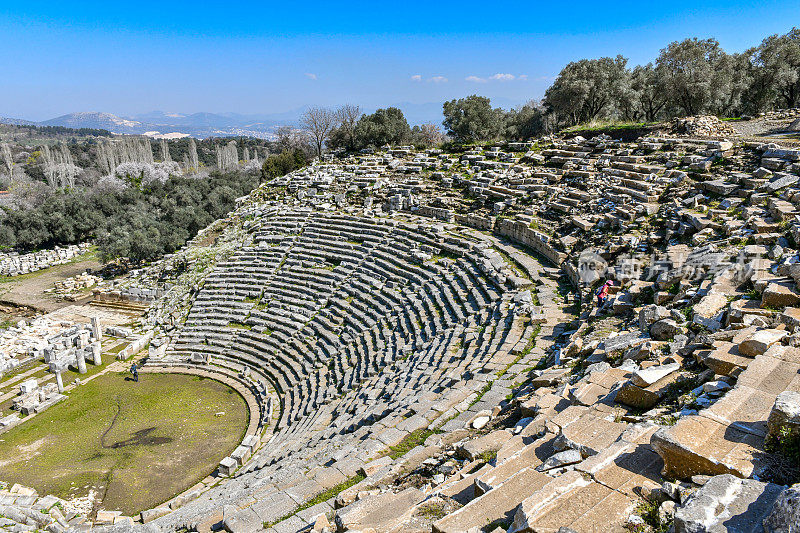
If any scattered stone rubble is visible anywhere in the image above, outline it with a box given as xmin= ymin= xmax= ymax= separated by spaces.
xmin=672 ymin=115 xmax=737 ymax=138
xmin=0 ymin=243 xmax=90 ymax=277
xmin=45 ymin=271 xmax=102 ymax=300
xmin=6 ymin=125 xmax=800 ymax=531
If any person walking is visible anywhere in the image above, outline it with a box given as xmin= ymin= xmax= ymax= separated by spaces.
xmin=595 ymin=280 xmax=614 ymax=309
xmin=130 ymin=362 xmax=139 ymax=382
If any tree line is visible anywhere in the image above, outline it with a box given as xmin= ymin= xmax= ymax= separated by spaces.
xmin=300 ymin=28 xmax=800 ymax=149
xmin=544 ymin=29 xmax=800 ymax=127
xmin=0 ymin=169 xmax=262 ymax=263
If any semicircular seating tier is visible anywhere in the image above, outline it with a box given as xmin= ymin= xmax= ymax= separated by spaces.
xmin=152 ymin=209 xmax=534 ymax=530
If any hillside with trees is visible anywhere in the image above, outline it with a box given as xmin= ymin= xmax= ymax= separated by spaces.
xmin=1 ymin=27 xmax=798 ymax=265
xmin=0 ymin=128 xmax=312 ymax=263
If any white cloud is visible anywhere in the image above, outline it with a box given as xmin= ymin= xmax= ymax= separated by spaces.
xmin=429 ymin=76 xmax=448 ymax=83
xmin=489 ymin=73 xmax=516 ymax=81
xmin=466 ymin=73 xmax=528 ymax=83
xmin=304 ymin=73 xmax=318 ymax=80
xmin=410 ymin=74 xmax=422 ymax=82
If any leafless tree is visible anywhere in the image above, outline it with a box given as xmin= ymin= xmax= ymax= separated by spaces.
xmin=1 ymin=143 xmax=12 ymax=178
xmin=417 ymin=123 xmax=446 ymax=147
xmin=216 ymin=141 xmax=238 ymax=171
xmin=188 ymin=138 xmax=199 ymax=171
xmin=300 ymin=106 xmax=337 ymax=157
xmin=160 ymin=139 xmax=172 ymax=162
xmin=335 ymin=104 xmax=361 ymax=151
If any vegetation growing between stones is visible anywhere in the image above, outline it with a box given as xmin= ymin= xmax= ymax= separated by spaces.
xmin=386 ymin=428 xmax=442 ymax=460
xmin=764 ymin=426 xmax=800 ymax=485
xmin=627 ymin=498 xmax=672 ymax=533
xmin=262 ymin=473 xmax=365 ymax=528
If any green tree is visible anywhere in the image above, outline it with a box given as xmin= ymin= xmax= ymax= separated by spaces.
xmin=543 ymin=56 xmax=629 ymax=126
xmin=261 ymin=150 xmax=308 ymax=179
xmin=505 ymin=101 xmax=548 ymax=140
xmin=442 ymin=95 xmax=504 ymax=143
xmin=351 ymin=107 xmax=411 ymax=149
xmin=655 ymin=38 xmax=728 ymax=116
xmin=745 ymin=28 xmax=800 ymax=111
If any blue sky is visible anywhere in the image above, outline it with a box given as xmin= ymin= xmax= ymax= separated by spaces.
xmin=1 ymin=1 xmax=799 ymax=121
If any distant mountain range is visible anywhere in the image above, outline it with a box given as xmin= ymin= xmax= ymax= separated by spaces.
xmin=0 ymin=111 xmax=286 ymax=139
xmin=0 ymin=99 xmax=525 ymax=139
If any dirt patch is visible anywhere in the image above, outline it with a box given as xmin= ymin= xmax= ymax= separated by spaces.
xmin=0 ymin=255 xmax=103 ymax=313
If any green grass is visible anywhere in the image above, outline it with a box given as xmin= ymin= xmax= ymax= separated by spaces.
xmin=628 ymin=498 xmax=671 ymax=533
xmin=105 ymin=342 xmax=129 ymax=355
xmin=59 ymin=353 xmax=122 ymax=384
xmin=562 ymin=120 xmax=658 ymax=134
xmin=0 ymin=248 xmax=99 ymax=284
xmin=385 ymin=428 xmax=442 ymax=460
xmin=0 ymin=372 xmax=249 ymax=516
xmin=416 ymin=501 xmax=448 ymax=520
xmin=478 ymin=450 xmax=497 ymax=463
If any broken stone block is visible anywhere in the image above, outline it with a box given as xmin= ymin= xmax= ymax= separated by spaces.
xmin=616 ymin=368 xmax=682 ymax=411
xmin=766 ymin=390 xmax=800 ymax=442
xmin=535 ymin=449 xmax=583 ymax=472
xmin=780 ymin=307 xmax=800 ymax=328
xmin=631 ymin=363 xmax=681 ymax=388
xmin=762 ymin=482 xmax=800 ymax=533
xmin=639 ymin=305 xmax=670 ymax=332
xmin=762 ymin=280 xmax=800 ymax=308
xmin=551 ymin=407 xmax=627 ymax=457
xmin=603 ymin=331 xmax=650 ymax=353
xmin=695 ymin=341 xmax=753 ymax=376
xmin=692 ymin=291 xmax=728 ymax=331
xmin=335 ymin=487 xmax=424 ymax=532
xmin=738 ymin=328 xmax=787 ymax=357
xmin=652 ymin=345 xmax=800 ymax=480
xmin=651 ymin=319 xmax=681 ymax=341
xmin=455 ymin=430 xmax=513 ymax=461
xmin=673 ymin=474 xmax=784 ymax=533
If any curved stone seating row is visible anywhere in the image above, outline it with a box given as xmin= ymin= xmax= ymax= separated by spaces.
xmin=149 ymin=211 xmax=528 ymax=530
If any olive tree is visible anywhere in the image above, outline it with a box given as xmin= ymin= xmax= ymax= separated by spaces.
xmin=655 ymin=38 xmax=728 ymax=116
xmin=543 ymin=55 xmax=629 ymax=126
xmin=745 ymin=28 xmax=800 ymax=111
xmin=442 ymin=95 xmax=504 ymax=143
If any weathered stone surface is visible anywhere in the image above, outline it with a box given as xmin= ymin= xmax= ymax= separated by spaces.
xmin=674 ymin=474 xmax=784 ymax=533
xmin=738 ymin=329 xmax=787 ymax=357
xmin=763 ymin=281 xmax=800 ymax=308
xmin=762 ymin=483 xmax=800 ymax=533
xmin=695 ymin=341 xmax=753 ymax=376
xmin=767 ymin=390 xmax=800 ymax=440
xmin=455 ymin=430 xmax=513 ymax=461
xmin=692 ymin=292 xmax=729 ymax=331
xmin=631 ymin=363 xmax=681 ymax=388
xmin=535 ymin=449 xmax=583 ymax=471
xmin=652 ymin=345 xmax=800 ymax=480
xmin=603 ymin=331 xmax=650 ymax=353
xmin=335 ymin=487 xmax=424 ymax=532
xmin=651 ymin=319 xmax=681 ymax=341
xmin=639 ymin=305 xmax=670 ymax=332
